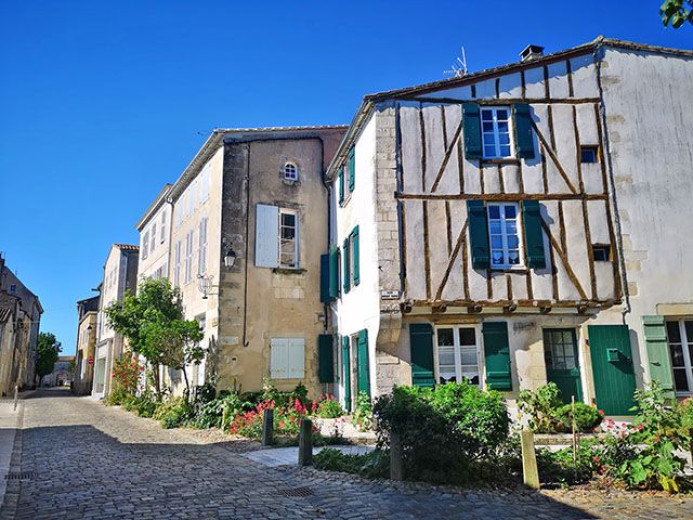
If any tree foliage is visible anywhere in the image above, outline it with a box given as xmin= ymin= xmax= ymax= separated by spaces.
xmin=105 ymin=279 xmax=204 ymax=398
xmin=36 ymin=332 xmax=62 ymax=379
xmin=661 ymin=0 xmax=693 ymax=28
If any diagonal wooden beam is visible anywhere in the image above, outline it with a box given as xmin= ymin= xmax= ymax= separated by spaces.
xmin=430 ymin=120 xmax=463 ymax=193
xmin=531 ymin=120 xmax=578 ymax=195
xmin=540 ymin=219 xmax=588 ymax=300
xmin=435 ymin=219 xmax=468 ymax=300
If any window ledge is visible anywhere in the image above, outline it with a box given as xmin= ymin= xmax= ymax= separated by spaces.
xmin=489 ymin=267 xmax=528 ymax=274
xmin=481 ymin=158 xmax=520 ymax=165
xmin=272 ymin=267 xmax=306 ymax=275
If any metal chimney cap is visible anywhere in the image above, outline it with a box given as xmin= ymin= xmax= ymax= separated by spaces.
xmin=520 ymin=44 xmax=545 ymax=61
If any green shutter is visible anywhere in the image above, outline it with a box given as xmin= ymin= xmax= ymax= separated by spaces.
xmin=320 ymin=253 xmax=330 ymax=302
xmin=522 ymin=200 xmax=547 ymax=269
xmin=352 ymin=226 xmax=360 ymax=286
xmin=318 ymin=334 xmax=334 ymax=383
xmin=643 ymin=316 xmax=675 ymax=398
xmin=462 ymin=103 xmax=482 ymax=160
xmin=357 ymin=329 xmax=370 ymax=397
xmin=342 ymin=335 xmax=351 ymax=411
xmin=482 ymin=322 xmax=512 ymax=391
xmin=329 ymin=246 xmax=339 ymax=299
xmin=410 ymin=323 xmax=435 ymax=388
xmin=343 ymin=238 xmax=350 ymax=294
xmin=513 ymin=104 xmax=535 ymax=159
xmin=467 ymin=200 xmax=490 ymax=270
xmin=348 ymin=146 xmax=355 ymax=192
xmin=338 ymin=167 xmax=344 ymax=204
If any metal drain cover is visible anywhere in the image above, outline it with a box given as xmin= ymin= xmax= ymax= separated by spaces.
xmin=5 ymin=472 xmax=36 ymax=481
xmin=281 ymin=487 xmax=314 ymax=497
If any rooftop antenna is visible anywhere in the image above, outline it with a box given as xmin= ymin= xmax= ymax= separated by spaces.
xmin=443 ymin=47 xmax=468 ymax=78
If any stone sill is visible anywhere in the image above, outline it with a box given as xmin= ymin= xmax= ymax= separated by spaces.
xmin=272 ymin=268 xmax=307 ymax=275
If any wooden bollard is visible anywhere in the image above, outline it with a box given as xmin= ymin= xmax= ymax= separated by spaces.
xmin=298 ymin=417 xmax=312 ymax=466
xmin=390 ymin=431 xmax=403 ymax=481
xmin=261 ymin=409 xmax=274 ymax=446
xmin=521 ymin=429 xmax=540 ymax=490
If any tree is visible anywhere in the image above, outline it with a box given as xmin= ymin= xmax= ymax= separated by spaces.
xmin=105 ymin=279 xmax=204 ymax=399
xmin=661 ymin=0 xmax=693 ymax=28
xmin=36 ymin=332 xmax=62 ymax=384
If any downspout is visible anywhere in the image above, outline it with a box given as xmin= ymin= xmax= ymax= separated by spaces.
xmin=595 ymin=42 xmax=631 ymax=325
xmin=242 ymin=143 xmax=251 ymax=347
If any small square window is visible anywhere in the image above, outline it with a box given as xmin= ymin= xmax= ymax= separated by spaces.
xmin=581 ymin=146 xmax=598 ymax=163
xmin=592 ymin=244 xmax=611 ymax=262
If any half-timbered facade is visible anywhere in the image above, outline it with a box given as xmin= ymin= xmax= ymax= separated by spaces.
xmin=323 ymin=37 xmax=693 ymax=415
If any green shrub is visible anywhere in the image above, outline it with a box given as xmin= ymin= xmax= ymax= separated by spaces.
xmin=315 ymin=395 xmax=346 ymax=419
xmin=517 ymin=383 xmax=603 ymax=433
xmin=352 ymin=392 xmax=374 ymax=430
xmin=555 ymin=403 xmax=603 ymax=432
xmin=192 ymin=393 xmax=251 ymax=430
xmin=537 ymin=440 xmax=602 ymax=485
xmin=129 ymin=392 xmax=159 ymax=418
xmin=154 ymin=398 xmax=193 ymax=429
xmin=314 ymin=448 xmax=389 ymax=479
xmin=104 ymin=386 xmax=132 ymax=406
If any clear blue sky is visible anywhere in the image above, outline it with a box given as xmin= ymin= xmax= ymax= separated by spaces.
xmin=1 ymin=1 xmax=691 ymax=354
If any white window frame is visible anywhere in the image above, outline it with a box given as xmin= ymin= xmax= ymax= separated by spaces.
xmin=667 ymin=319 xmax=693 ymax=395
xmin=184 ymin=230 xmax=194 ymax=283
xmin=348 ymin=233 xmax=356 ymax=287
xmin=174 ymin=240 xmax=182 ymax=287
xmin=278 ymin=208 xmax=299 ymax=269
xmin=151 ymin=223 xmax=157 ymax=253
xmin=283 ymin=162 xmax=299 ymax=182
xmin=481 ymin=106 xmax=514 ymax=159
xmin=487 ymin=202 xmax=524 ymax=270
xmin=160 ymin=211 xmax=167 ymax=244
xmin=198 ymin=217 xmax=208 ymax=275
xmin=142 ymin=231 xmax=149 ymax=260
xmin=433 ymin=325 xmax=483 ymax=387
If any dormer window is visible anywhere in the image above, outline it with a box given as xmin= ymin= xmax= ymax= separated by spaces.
xmin=283 ymin=162 xmax=299 ymax=182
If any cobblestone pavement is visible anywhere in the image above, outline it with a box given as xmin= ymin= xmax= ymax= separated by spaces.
xmin=2 ymin=389 xmax=693 ymax=520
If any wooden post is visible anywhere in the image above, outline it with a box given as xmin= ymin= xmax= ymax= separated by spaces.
xmin=390 ymin=431 xmax=404 ymax=481
xmin=261 ymin=409 xmax=274 ymax=446
xmin=298 ymin=417 xmax=313 ymax=466
xmin=571 ymin=395 xmax=577 ymax=479
xmin=521 ymin=429 xmax=540 ymax=490
xmin=13 ymin=385 xmax=18 ymax=412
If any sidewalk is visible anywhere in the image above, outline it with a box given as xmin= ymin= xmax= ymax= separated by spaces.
xmin=242 ymin=444 xmax=374 ymax=467
xmin=0 ymin=401 xmax=20 ymax=508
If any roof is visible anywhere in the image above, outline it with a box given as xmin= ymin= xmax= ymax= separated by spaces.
xmin=326 ymin=36 xmax=693 ymax=178
xmin=114 ymin=244 xmax=139 ymax=251
xmin=135 ymin=183 xmax=172 ymax=231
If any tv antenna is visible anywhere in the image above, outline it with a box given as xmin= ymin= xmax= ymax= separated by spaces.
xmin=443 ymin=47 xmax=468 ymax=78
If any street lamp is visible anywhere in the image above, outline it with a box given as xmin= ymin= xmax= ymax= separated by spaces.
xmin=224 ymin=247 xmax=237 ymax=269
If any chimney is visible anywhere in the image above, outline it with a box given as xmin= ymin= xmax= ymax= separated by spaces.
xmin=520 ymin=44 xmax=545 ymax=62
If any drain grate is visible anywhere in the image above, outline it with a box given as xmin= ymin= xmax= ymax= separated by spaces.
xmin=281 ymin=487 xmax=314 ymax=497
xmin=5 ymin=471 xmax=36 ymax=481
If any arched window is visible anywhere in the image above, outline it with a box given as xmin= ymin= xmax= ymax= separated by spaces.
xmin=283 ymin=162 xmax=299 ymax=182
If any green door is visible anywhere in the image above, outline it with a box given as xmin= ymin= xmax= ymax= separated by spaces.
xmin=410 ymin=324 xmax=435 ymax=388
xmin=543 ymin=329 xmax=582 ymax=403
xmin=341 ymin=336 xmax=351 ymax=412
xmin=356 ymin=329 xmax=370 ymax=397
xmin=588 ymin=325 xmax=637 ymax=416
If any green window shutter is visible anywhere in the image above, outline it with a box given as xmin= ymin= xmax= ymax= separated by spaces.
xmin=329 ymin=246 xmax=339 ymax=299
xmin=357 ymin=329 xmax=370 ymax=397
xmin=410 ymin=323 xmax=435 ymax=388
xmin=352 ymin=226 xmax=360 ymax=286
xmin=342 ymin=336 xmax=351 ymax=411
xmin=643 ymin=316 xmax=675 ymax=398
xmin=348 ymin=146 xmax=355 ymax=192
xmin=513 ymin=104 xmax=536 ymax=159
xmin=462 ymin=103 xmax=482 ymax=160
xmin=482 ymin=322 xmax=512 ymax=391
xmin=522 ymin=200 xmax=547 ymax=269
xmin=343 ymin=238 xmax=350 ymax=294
xmin=318 ymin=334 xmax=334 ymax=383
xmin=338 ymin=167 xmax=344 ymax=204
xmin=467 ymin=200 xmax=490 ymax=270
xmin=320 ymin=254 xmax=330 ymax=302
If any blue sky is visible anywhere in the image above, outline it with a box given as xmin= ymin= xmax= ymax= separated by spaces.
xmin=1 ymin=1 xmax=691 ymax=354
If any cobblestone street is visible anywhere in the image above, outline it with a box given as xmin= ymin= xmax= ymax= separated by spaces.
xmin=1 ymin=389 xmax=692 ymax=519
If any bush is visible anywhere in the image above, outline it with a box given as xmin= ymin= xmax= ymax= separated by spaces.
xmin=192 ymin=393 xmax=251 ymax=430
xmin=352 ymin=392 xmax=374 ymax=430
xmin=554 ymin=403 xmax=603 ymax=433
xmin=231 ymin=398 xmax=312 ymax=439
xmin=517 ymin=383 xmax=603 ymax=433
xmin=315 ymin=394 xmax=346 ymax=419
xmin=314 ymin=448 xmax=389 ymax=479
xmin=154 ymin=398 xmax=193 ymax=429
xmin=128 ymin=392 xmax=159 ymax=418
xmin=374 ymin=382 xmax=510 ymax=484
xmin=537 ymin=441 xmax=602 ymax=485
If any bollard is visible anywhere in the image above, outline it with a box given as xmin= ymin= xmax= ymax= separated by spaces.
xmin=13 ymin=385 xmax=18 ymax=412
xmin=261 ymin=409 xmax=274 ymax=446
xmin=298 ymin=417 xmax=313 ymax=466
xmin=390 ymin=431 xmax=404 ymax=481
xmin=521 ymin=429 xmax=540 ymax=490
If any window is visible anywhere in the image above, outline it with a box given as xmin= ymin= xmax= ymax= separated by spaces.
xmin=199 ymin=165 xmax=210 ymax=202
xmin=544 ymin=329 xmax=578 ymax=370
xmin=581 ymin=146 xmax=598 ymax=163
xmin=481 ymin=107 xmax=512 ymax=158
xmin=435 ymin=326 xmax=480 ymax=386
xmin=592 ymin=244 xmax=611 ymax=262
xmin=142 ymin=231 xmax=149 ymax=259
xmin=198 ymin=218 xmax=208 ymax=275
xmin=666 ymin=320 xmax=693 ymax=393
xmin=270 ymin=338 xmax=305 ymax=379
xmin=9 ymin=284 xmax=16 ymax=294
xmin=160 ymin=211 xmax=167 ymax=243
xmin=284 ymin=162 xmax=299 ymax=182
xmin=279 ymin=209 xmax=298 ymax=268
xmin=174 ymin=241 xmax=182 ymax=287
xmin=487 ymin=203 xmax=522 ymax=268
xmin=184 ymin=230 xmax=194 ymax=283
xmin=151 ymin=223 xmax=157 ymax=253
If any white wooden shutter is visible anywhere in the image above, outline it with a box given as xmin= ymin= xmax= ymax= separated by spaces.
xmin=270 ymin=338 xmax=289 ymax=378
xmin=287 ymin=338 xmax=305 ymax=379
xmin=256 ymin=204 xmax=279 ymax=268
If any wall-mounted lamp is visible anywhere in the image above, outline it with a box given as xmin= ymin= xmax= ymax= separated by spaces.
xmin=224 ymin=247 xmax=237 ymax=269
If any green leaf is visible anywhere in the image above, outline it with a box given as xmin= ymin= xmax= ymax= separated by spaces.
xmin=630 ymin=461 xmax=647 ymax=484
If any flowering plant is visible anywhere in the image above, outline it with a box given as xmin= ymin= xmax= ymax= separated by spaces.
xmin=111 ymin=354 xmax=143 ymax=395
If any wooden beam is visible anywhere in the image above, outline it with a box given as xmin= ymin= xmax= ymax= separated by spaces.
xmin=434 ymin=220 xmax=468 ymax=300
xmin=430 ymin=120 xmax=463 ymax=193
xmin=399 ymin=96 xmax=602 ymax=106
xmin=540 ymin=219 xmax=589 ymax=300
xmin=531 ymin=120 xmax=578 ymax=194
xmin=395 ymin=192 xmax=607 ymax=201
xmin=414 ymin=298 xmax=615 ymax=308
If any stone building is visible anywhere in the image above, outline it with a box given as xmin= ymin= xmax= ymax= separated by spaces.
xmin=42 ymin=355 xmax=75 ymax=387
xmin=0 ymin=254 xmax=42 ymax=395
xmin=135 ymin=126 xmax=346 ymax=396
xmin=322 ymin=37 xmax=693 ymax=414
xmin=92 ymin=244 xmax=139 ymax=399
xmin=73 ymin=294 xmax=100 ymax=395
